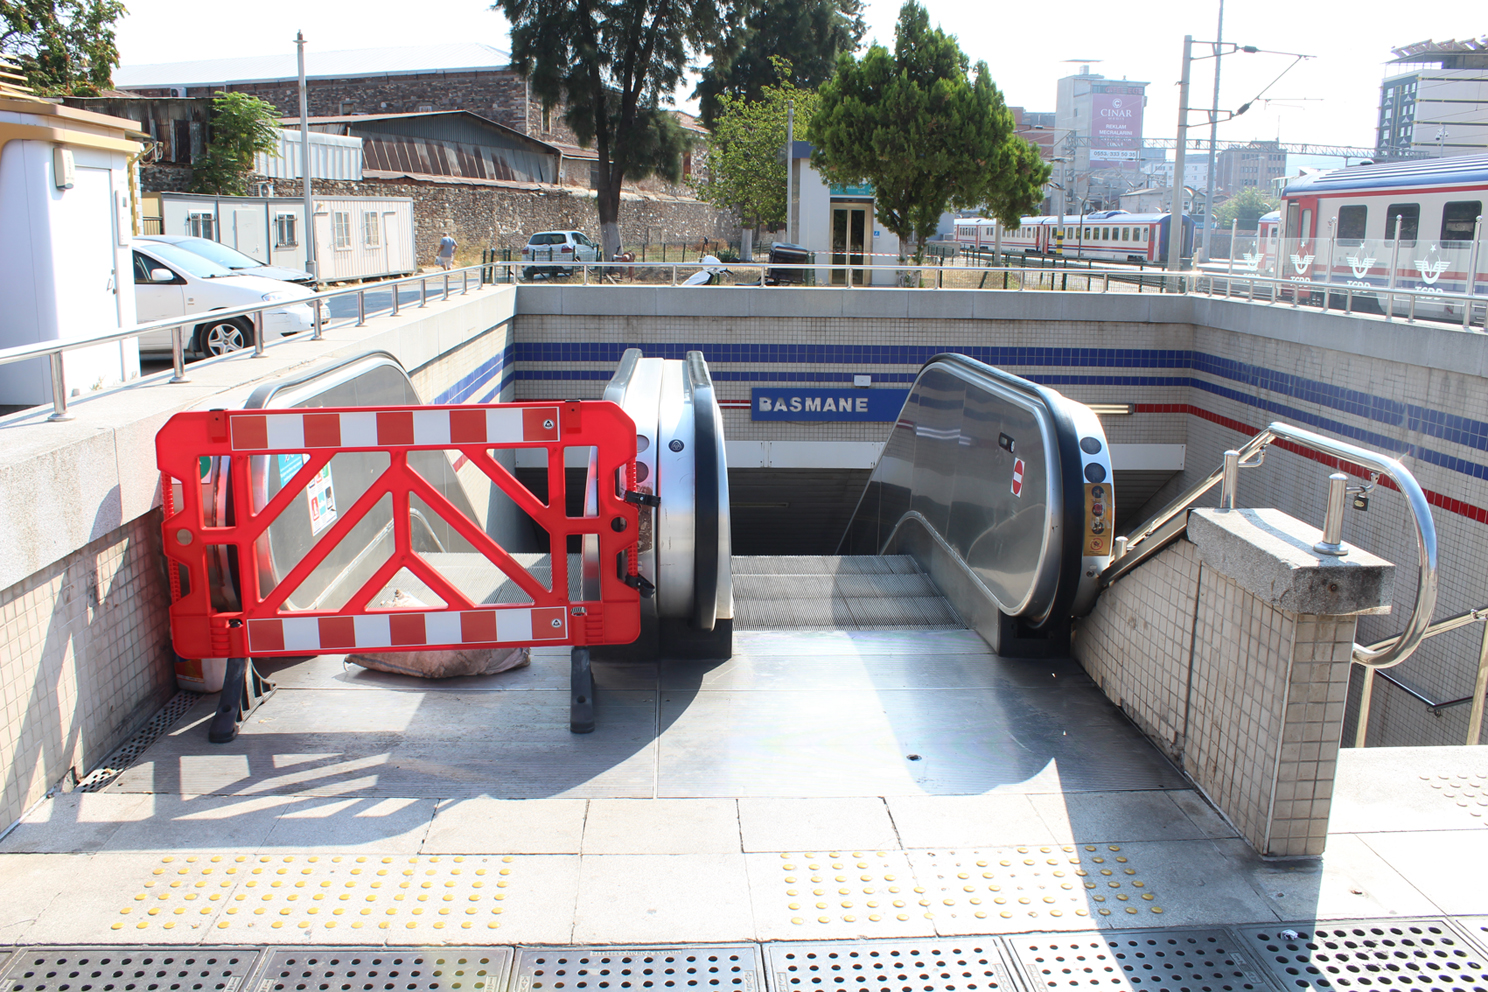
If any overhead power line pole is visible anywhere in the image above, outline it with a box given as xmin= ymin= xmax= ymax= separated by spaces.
xmin=1167 ymin=35 xmax=1194 ymax=279
xmin=298 ymin=31 xmax=317 ymax=285
xmin=1200 ymin=0 xmax=1224 ymax=262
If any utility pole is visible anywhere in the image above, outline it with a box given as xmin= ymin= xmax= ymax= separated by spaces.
xmin=1200 ymin=0 xmax=1224 ymax=261
xmin=297 ymin=31 xmax=316 ymax=284
xmin=1167 ymin=35 xmax=1193 ymax=278
xmin=785 ymin=100 xmax=795 ymax=245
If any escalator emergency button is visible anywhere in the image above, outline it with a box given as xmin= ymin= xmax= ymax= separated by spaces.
xmin=1084 ymin=462 xmax=1107 ymax=483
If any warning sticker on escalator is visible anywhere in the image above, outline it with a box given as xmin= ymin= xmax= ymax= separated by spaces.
xmin=307 ymin=463 xmax=338 ymax=535
xmin=1085 ymin=483 xmax=1113 ymax=556
xmin=1011 ymin=458 xmax=1025 ymax=497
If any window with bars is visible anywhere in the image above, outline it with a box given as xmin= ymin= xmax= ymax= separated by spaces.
xmin=274 ymin=213 xmax=297 ymax=247
xmin=187 ymin=211 xmax=214 ymax=239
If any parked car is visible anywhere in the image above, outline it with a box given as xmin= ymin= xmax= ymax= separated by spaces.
xmin=521 ymin=230 xmax=600 ymax=278
xmin=131 ymin=240 xmax=326 ymax=356
xmin=138 ymin=234 xmax=314 ymax=284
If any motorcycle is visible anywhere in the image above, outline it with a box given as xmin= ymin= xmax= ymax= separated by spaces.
xmin=681 ymin=255 xmax=728 ymax=286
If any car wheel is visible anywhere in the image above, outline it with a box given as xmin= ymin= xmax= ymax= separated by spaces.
xmin=195 ymin=316 xmax=254 ymax=356
xmin=522 ymin=266 xmax=534 ymax=280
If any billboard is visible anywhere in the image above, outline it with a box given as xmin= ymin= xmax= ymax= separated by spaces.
xmin=1091 ymin=92 xmax=1142 ymax=152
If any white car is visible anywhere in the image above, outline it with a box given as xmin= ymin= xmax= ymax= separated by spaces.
xmin=139 ymin=234 xmax=314 ymax=285
xmin=132 ymin=240 xmax=326 ymax=356
xmin=521 ymin=230 xmax=600 ymax=278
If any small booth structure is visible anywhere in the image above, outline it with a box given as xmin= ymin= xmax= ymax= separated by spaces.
xmin=0 ymin=62 xmax=145 ymax=406
xmin=787 ymin=141 xmax=903 ymax=286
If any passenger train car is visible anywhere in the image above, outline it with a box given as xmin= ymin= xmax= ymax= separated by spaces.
xmin=952 ymin=211 xmax=1194 ymax=264
xmin=1278 ymin=154 xmax=1487 ymax=317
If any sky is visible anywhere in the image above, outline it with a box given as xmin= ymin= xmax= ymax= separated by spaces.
xmin=112 ymin=0 xmax=1479 ymax=166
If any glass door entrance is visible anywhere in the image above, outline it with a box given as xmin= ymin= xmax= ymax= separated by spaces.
xmin=831 ymin=205 xmax=869 ymax=285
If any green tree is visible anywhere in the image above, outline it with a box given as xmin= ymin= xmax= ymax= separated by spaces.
xmin=189 ymin=91 xmax=282 ymax=196
xmin=496 ymin=0 xmax=751 ymax=260
xmin=691 ymin=57 xmax=817 ymax=236
xmin=695 ymin=0 xmax=863 ymax=127
xmin=0 ymin=0 xmax=125 ymax=95
xmin=1213 ymin=187 xmax=1278 ymax=230
xmin=807 ymin=1 xmax=1049 ymax=267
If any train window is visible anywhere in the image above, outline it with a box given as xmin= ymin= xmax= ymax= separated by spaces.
xmin=1122 ymin=228 xmax=1130 ymax=241
xmin=1083 ymin=228 xmax=1090 ymax=239
xmin=1102 ymin=227 xmax=1110 ymax=240
xmin=1441 ymin=201 xmax=1482 ymax=244
xmin=1336 ymin=205 xmax=1367 ymax=243
xmin=1386 ymin=203 xmax=1419 ymax=241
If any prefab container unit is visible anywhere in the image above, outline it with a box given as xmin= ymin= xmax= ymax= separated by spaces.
xmin=157 ymin=192 xmax=417 ymax=282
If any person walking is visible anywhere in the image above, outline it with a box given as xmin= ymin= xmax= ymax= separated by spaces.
xmin=437 ymin=232 xmax=457 ymax=271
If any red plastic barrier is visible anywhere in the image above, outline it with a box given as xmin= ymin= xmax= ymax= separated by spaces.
xmin=157 ymin=401 xmax=642 ymax=660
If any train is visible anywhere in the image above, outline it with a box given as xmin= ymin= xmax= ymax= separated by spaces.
xmin=952 ymin=211 xmax=1195 ymax=264
xmin=1273 ymin=154 xmax=1487 ymax=318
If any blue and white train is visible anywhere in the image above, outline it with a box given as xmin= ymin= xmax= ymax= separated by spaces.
xmin=952 ymin=211 xmax=1195 ymax=263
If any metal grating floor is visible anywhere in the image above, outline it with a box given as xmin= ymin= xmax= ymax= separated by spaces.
xmin=763 ymin=940 xmax=1016 ymax=992
xmin=0 ymin=948 xmax=260 ymax=992
xmin=513 ymin=946 xmax=762 ymax=992
xmin=251 ymin=948 xmax=512 ymax=992
xmin=1236 ymin=920 xmax=1488 ymax=992
xmin=1006 ymin=930 xmax=1276 ymax=992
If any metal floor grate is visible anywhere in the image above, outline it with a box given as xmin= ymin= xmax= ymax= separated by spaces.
xmin=0 ymin=948 xmax=260 ymax=992
xmin=513 ymin=947 xmax=762 ymax=992
xmin=1007 ymin=930 xmax=1276 ymax=992
xmin=763 ymin=940 xmax=1015 ymax=992
xmin=1237 ymin=920 xmax=1488 ymax=992
xmin=251 ymin=948 xmax=511 ymax=992
xmin=78 ymin=691 xmax=202 ymax=792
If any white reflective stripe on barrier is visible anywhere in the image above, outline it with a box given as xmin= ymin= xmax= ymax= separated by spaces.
xmin=227 ymin=406 xmax=562 ymax=451
xmin=248 ymin=607 xmax=568 ymax=653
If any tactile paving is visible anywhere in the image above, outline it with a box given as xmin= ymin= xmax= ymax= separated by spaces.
xmin=1419 ymin=771 xmax=1488 ymax=818
xmin=909 ymin=844 xmax=1165 ymax=924
xmin=1006 ymin=929 xmax=1275 ymax=992
xmin=513 ymin=945 xmax=762 ymax=992
xmin=116 ymin=854 xmax=518 ymax=936
xmin=1237 ymin=920 xmax=1488 ymax=991
xmin=251 ymin=947 xmax=511 ymax=992
xmin=763 ymin=939 xmax=1016 ymax=992
xmin=769 ymin=851 xmax=922 ymax=927
xmin=0 ymin=947 xmax=261 ymax=992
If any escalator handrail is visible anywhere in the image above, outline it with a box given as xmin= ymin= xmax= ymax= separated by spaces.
xmin=1111 ymin=420 xmax=1438 ymax=670
xmin=686 ymin=351 xmax=720 ymax=632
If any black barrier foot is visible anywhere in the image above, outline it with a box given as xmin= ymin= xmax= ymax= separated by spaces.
xmin=570 ymin=647 xmax=595 ymax=734
xmin=208 ymin=657 xmax=276 ymax=744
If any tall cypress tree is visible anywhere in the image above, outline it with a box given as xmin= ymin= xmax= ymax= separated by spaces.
xmin=808 ymin=1 xmax=1050 ymax=265
xmin=496 ymin=0 xmax=752 ymax=259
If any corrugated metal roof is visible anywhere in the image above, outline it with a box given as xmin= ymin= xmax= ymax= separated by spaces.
xmin=256 ymin=129 xmax=364 ymax=180
xmin=116 ymin=43 xmax=511 ymax=89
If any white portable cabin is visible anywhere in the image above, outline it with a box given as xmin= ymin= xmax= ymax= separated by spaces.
xmin=156 ymin=191 xmax=417 ymax=282
xmin=0 ymin=89 xmax=142 ymax=406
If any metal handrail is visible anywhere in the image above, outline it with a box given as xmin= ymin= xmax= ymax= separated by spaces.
xmin=1108 ymin=420 xmax=1438 ymax=670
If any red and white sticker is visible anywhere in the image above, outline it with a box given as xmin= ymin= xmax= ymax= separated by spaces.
xmin=1011 ymin=458 xmax=1025 ymax=497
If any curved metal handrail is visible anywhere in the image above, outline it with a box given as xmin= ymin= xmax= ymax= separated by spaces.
xmin=1114 ymin=420 xmax=1437 ymax=670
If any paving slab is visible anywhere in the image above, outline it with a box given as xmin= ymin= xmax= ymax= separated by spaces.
xmin=885 ymin=794 xmax=1056 ymax=849
xmin=0 ymin=792 xmax=151 ymax=853
xmin=582 ymin=799 xmax=741 ymax=854
xmin=422 ymin=797 xmax=589 ymax=854
xmin=1217 ymin=834 xmax=1441 ymax=920
xmin=745 ymin=849 xmax=935 ymax=941
xmin=738 ymin=798 xmax=899 ymax=852
xmin=1358 ymin=829 xmax=1488 ymax=915
xmin=0 ymin=853 xmax=93 ymax=944
xmin=570 ymin=854 xmax=753 ymax=944
xmin=1029 ymin=790 xmax=1214 ymax=843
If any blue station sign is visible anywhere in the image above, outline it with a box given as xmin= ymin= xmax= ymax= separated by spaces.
xmin=751 ymin=387 xmax=909 ymax=421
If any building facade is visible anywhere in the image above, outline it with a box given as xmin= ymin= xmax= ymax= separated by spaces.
xmin=1376 ymin=37 xmax=1488 ymax=159
xmin=1054 ymin=67 xmax=1149 ymax=212
xmin=1215 ymin=141 xmax=1288 ymax=195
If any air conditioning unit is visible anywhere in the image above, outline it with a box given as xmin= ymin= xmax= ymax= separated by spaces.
xmin=249 ymin=181 xmax=273 ymax=198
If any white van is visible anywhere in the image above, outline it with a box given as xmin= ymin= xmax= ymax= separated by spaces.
xmin=132 ymin=240 xmax=325 ymax=356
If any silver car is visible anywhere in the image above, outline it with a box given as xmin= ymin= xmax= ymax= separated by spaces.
xmin=521 ymin=230 xmax=600 ymax=278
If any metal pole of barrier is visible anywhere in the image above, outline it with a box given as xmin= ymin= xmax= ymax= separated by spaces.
xmin=46 ymin=352 xmax=73 ymax=421
xmin=583 ymin=262 xmax=589 ymax=286
xmin=252 ymin=310 xmax=266 ymax=357
xmin=357 ymin=289 xmax=366 ymax=327
xmin=1218 ymin=450 xmax=1239 ymax=509
xmin=1354 ymin=667 xmax=1376 ymax=747
xmin=170 ymin=326 xmax=189 ymax=383
xmin=391 ymin=281 xmax=401 ymax=316
xmin=443 ymin=273 xmax=449 ymax=300
xmin=311 ymin=296 xmax=324 ymax=340
xmin=1408 ymin=290 xmax=1418 ymax=324
xmin=1313 ymin=472 xmax=1350 ymax=556
xmin=463 ymin=269 xmax=469 ymax=294
xmin=1386 ymin=236 xmax=1401 ymax=320
xmin=420 ymin=278 xmax=427 ymax=308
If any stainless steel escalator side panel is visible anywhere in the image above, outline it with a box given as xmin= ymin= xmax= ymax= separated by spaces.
xmin=656 ymin=360 xmax=697 ymax=618
xmin=602 ymin=351 xmax=666 ymax=619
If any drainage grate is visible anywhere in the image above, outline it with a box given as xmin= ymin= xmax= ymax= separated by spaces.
xmin=0 ymin=947 xmax=260 ymax=992
xmin=763 ymin=939 xmax=1014 ymax=992
xmin=78 ymin=691 xmax=202 ymax=792
xmin=251 ymin=948 xmax=512 ymax=992
xmin=1007 ymin=930 xmax=1276 ymax=992
xmin=1452 ymin=918 xmax=1488 ymax=956
xmin=513 ymin=946 xmax=762 ymax=992
xmin=1237 ymin=920 xmax=1488 ymax=992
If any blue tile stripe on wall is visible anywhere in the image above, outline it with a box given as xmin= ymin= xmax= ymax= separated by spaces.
xmin=512 ymin=343 xmax=1488 ymax=483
